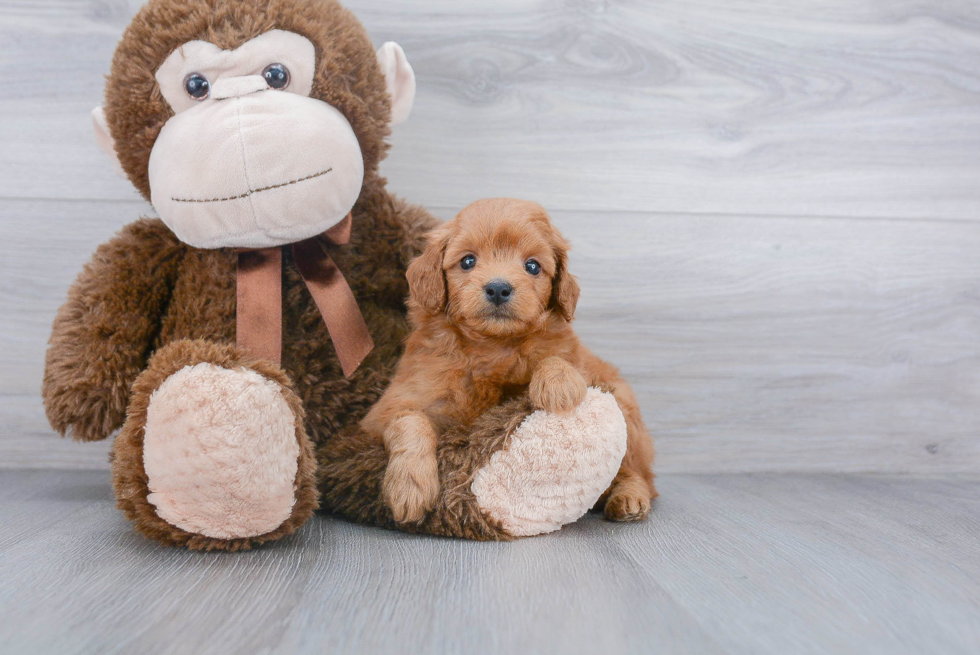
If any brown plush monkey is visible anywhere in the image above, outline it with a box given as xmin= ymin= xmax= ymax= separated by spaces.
xmin=43 ymin=0 xmax=633 ymax=550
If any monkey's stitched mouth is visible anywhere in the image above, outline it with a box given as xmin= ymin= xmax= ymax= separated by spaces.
xmin=170 ymin=168 xmax=332 ymax=204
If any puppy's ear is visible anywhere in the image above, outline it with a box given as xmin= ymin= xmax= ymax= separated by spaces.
xmin=407 ymin=224 xmax=452 ymax=314
xmin=549 ymin=233 xmax=580 ymax=321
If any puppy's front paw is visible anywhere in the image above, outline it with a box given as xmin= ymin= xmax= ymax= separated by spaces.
xmin=604 ymin=491 xmax=651 ymax=522
xmin=529 ymin=357 xmax=588 ymax=414
xmin=383 ymin=452 xmax=440 ymax=523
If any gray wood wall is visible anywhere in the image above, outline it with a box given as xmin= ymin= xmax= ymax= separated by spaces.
xmin=1 ymin=0 xmax=978 ymax=474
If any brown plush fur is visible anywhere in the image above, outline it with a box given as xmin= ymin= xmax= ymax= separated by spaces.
xmin=363 ymin=199 xmax=657 ymax=524
xmin=42 ymin=0 xmax=525 ymax=548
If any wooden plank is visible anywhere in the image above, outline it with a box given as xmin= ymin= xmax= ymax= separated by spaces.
xmin=3 ymin=199 xmax=978 ymax=473
xmin=1 ymin=1 xmax=980 ymax=220
xmin=0 ymin=467 xmax=112 ymax=551
xmin=0 ymin=396 xmax=113 ymax=470
xmin=565 ymin=209 xmax=980 ymax=473
xmin=372 ymin=0 xmax=980 ymax=219
xmin=610 ymin=474 xmax=980 ymax=654
xmin=0 ymin=0 xmax=144 ymax=202
xmin=1 ymin=470 xmax=978 ymax=654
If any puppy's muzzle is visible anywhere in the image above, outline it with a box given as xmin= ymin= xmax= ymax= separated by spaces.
xmin=484 ymin=279 xmax=513 ymax=306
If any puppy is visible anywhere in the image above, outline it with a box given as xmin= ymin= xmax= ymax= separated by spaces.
xmin=362 ymin=198 xmax=656 ymax=524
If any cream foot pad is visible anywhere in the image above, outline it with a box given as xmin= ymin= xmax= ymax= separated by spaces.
xmin=471 ymin=388 xmax=628 ymax=537
xmin=142 ymin=363 xmax=299 ymax=539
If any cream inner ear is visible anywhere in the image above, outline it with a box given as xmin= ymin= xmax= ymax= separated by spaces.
xmin=155 ymin=30 xmax=316 ymax=113
xmin=91 ymin=106 xmax=126 ymax=177
xmin=376 ymin=42 xmax=416 ymax=125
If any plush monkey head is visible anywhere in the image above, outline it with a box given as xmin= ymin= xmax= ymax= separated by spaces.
xmin=94 ymin=0 xmax=415 ymax=249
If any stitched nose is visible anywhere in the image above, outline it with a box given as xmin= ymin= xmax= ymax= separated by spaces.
xmin=484 ymin=279 xmax=513 ymax=306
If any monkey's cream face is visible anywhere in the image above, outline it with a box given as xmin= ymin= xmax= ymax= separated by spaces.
xmin=138 ymin=30 xmax=366 ymax=249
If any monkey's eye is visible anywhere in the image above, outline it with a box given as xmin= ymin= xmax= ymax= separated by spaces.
xmin=262 ymin=64 xmax=290 ymax=90
xmin=183 ymin=73 xmax=210 ymax=100
xmin=460 ymin=255 xmax=476 ymax=271
xmin=524 ymin=259 xmax=541 ymax=275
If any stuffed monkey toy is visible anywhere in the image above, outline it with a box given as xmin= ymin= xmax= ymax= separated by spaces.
xmin=43 ymin=0 xmax=631 ymax=550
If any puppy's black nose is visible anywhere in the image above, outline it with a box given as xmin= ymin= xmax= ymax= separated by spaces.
xmin=484 ymin=279 xmax=513 ymax=306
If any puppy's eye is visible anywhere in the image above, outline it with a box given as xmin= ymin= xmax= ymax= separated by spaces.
xmin=524 ymin=259 xmax=541 ymax=275
xmin=460 ymin=255 xmax=477 ymax=270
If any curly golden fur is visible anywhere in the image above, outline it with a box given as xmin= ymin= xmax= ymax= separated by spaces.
xmin=363 ymin=198 xmax=657 ymax=524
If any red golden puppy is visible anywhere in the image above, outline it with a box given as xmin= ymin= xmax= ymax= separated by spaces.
xmin=362 ymin=198 xmax=656 ymax=524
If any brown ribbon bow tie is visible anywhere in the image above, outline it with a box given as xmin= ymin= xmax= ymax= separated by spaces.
xmin=235 ymin=212 xmax=374 ymax=378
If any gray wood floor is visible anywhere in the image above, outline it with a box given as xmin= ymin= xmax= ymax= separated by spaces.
xmin=1 ymin=469 xmax=978 ymax=655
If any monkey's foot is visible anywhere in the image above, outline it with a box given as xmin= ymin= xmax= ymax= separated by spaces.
xmin=471 ymin=388 xmax=627 ymax=537
xmin=112 ymin=340 xmax=318 ymax=550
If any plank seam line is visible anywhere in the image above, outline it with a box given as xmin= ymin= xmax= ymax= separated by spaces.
xmin=0 ymin=197 xmax=976 ymax=225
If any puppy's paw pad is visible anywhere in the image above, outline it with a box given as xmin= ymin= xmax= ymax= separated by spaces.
xmin=604 ymin=492 xmax=650 ymax=522
xmin=383 ymin=454 xmax=439 ymax=523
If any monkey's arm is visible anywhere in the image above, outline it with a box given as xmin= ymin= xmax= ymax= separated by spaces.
xmin=43 ymin=219 xmax=185 ymax=442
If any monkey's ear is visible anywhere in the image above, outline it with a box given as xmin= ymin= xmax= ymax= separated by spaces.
xmin=406 ymin=225 xmax=451 ymax=314
xmin=91 ymin=107 xmax=126 ymax=177
xmin=376 ymin=42 xmax=416 ymax=125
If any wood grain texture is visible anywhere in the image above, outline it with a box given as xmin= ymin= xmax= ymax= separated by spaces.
xmin=369 ymin=0 xmax=980 ymax=219
xmin=1 ymin=470 xmax=978 ymax=654
xmin=1 ymin=0 xmax=980 ymax=219
xmin=0 ymin=396 xmax=113 ymax=470
xmin=1 ymin=1 xmax=978 ymax=472
xmin=3 ymin=199 xmax=978 ymax=473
